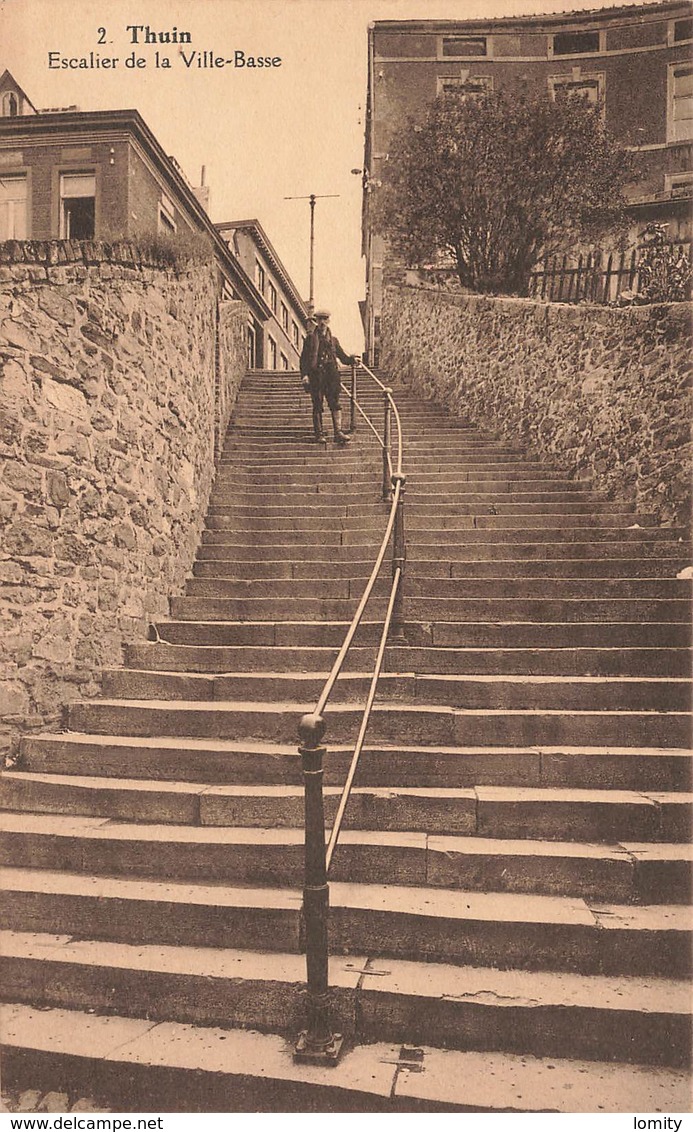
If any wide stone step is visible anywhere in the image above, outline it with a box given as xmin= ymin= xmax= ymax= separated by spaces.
xmin=194 ymin=538 xmax=687 ymax=562
xmin=3 ymin=1004 xmax=689 ymax=1112
xmin=196 ymin=541 xmax=383 ymax=560
xmin=66 ymin=698 xmax=692 ymax=748
xmin=1 ymin=783 xmax=688 ymax=860
xmin=184 ymin=578 xmax=389 ymax=600
xmin=189 ymin=554 xmax=690 ymax=580
xmin=199 ymin=526 xmax=686 ymax=547
xmin=1 ymin=869 xmax=689 ymax=976
xmin=203 ymin=506 xmax=642 ymax=530
xmin=124 ymin=640 xmax=691 ymax=678
xmin=18 ymin=736 xmax=692 ymax=792
xmin=207 ymin=501 xmax=386 ymax=517
xmin=216 ymin=470 xmax=591 ymax=487
xmin=185 ymin=576 xmax=689 ymax=600
xmin=206 ymin=495 xmax=607 ymax=515
xmin=222 ymin=440 xmax=525 ymax=455
xmin=154 ymin=617 xmax=691 ymax=649
xmin=3 ymin=768 xmax=690 ymax=837
xmin=3 ymin=934 xmax=688 ymax=1068
xmin=211 ymin=484 xmax=597 ymax=504
xmin=1 ymin=812 xmax=690 ymax=899
xmin=192 ymin=558 xmax=386 ymax=579
xmin=216 ymin=458 xmax=562 ymax=475
xmin=2 ymin=810 xmax=688 ymax=905
xmin=410 ymin=557 xmax=692 ymax=578
xmin=169 ymin=594 xmax=690 ymax=623
xmin=205 ymin=513 xmax=386 ymax=532
xmin=99 ymin=669 xmax=692 ymax=713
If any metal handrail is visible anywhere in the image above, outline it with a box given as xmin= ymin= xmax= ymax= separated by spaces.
xmin=325 ymin=559 xmax=402 ymax=874
xmin=294 ymin=362 xmax=406 ymax=1065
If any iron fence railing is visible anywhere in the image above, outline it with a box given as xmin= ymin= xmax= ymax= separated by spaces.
xmin=529 ymin=243 xmax=693 ymax=305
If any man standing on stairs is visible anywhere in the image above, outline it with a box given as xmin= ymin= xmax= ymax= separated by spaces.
xmin=302 ymin=309 xmax=359 ymax=445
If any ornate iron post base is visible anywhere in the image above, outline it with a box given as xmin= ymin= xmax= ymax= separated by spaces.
xmin=294 ymin=712 xmax=344 ymax=1065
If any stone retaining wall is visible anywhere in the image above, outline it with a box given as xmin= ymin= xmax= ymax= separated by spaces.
xmin=0 ymin=240 xmax=247 ymax=751
xmin=382 ymin=284 xmax=692 ymax=529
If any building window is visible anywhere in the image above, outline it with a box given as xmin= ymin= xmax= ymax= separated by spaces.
xmin=1 ymin=92 xmax=19 ymax=117
xmin=256 ymin=260 xmax=265 ymax=293
xmin=441 ymin=36 xmax=487 ymax=57
xmin=158 ymin=193 xmax=176 ymax=234
xmin=665 ymin=171 xmax=693 ymax=197
xmin=0 ymin=174 xmax=28 ymax=239
xmin=673 ymin=18 xmax=693 ymax=43
xmin=437 ymin=75 xmax=493 ymax=99
xmin=268 ymin=335 xmax=277 ymax=369
xmin=268 ymin=280 xmax=277 ymax=313
xmin=669 ymin=64 xmax=693 ymax=141
xmin=280 ymin=301 xmax=289 ymax=331
xmin=247 ymin=325 xmax=256 ymax=369
xmin=60 ymin=172 xmax=95 ymax=240
xmin=552 ymin=30 xmax=601 ymax=56
xmin=280 ymin=351 xmax=289 ymax=370
xmin=549 ymin=73 xmax=604 ymax=106
xmin=291 ymin=319 xmax=299 ymax=347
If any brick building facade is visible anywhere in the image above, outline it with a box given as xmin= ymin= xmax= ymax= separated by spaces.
xmin=217 ymin=219 xmax=309 ymax=370
xmin=361 ymin=1 xmax=693 ymax=360
xmin=0 ymin=70 xmax=310 ymax=367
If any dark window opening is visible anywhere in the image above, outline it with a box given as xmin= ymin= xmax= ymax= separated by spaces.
xmin=553 ymin=30 xmax=600 ymax=55
xmin=63 ymin=197 xmax=95 ymax=239
xmin=442 ymin=36 xmax=487 ymax=57
xmin=674 ymin=18 xmax=693 ymax=41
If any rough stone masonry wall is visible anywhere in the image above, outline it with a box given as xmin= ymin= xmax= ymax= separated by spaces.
xmin=382 ymin=285 xmax=692 ymax=529
xmin=0 ymin=241 xmax=247 ymax=753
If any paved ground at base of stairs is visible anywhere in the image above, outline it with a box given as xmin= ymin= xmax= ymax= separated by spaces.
xmin=1 ymin=1090 xmax=112 ymax=1113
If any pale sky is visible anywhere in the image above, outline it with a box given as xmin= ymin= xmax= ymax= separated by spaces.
xmin=1 ymin=0 xmax=639 ymax=346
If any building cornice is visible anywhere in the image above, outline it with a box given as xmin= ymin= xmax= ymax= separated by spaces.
xmin=370 ymin=1 xmax=690 ymax=35
xmin=217 ymin=218 xmax=308 ymax=319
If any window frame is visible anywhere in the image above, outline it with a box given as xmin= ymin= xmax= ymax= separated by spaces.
xmin=549 ymin=28 xmax=604 ymax=58
xmin=1 ymin=91 xmax=19 ymax=117
xmin=548 ymin=71 xmax=605 ymax=109
xmin=668 ymin=61 xmax=693 ymax=142
xmin=438 ymin=34 xmax=491 ymax=60
xmin=268 ymin=279 xmax=278 ymax=314
xmin=664 ymin=170 xmax=693 ymax=196
xmin=669 ymin=17 xmax=693 ymax=45
xmin=158 ymin=192 xmax=177 ymax=235
xmin=0 ymin=171 xmax=29 ymax=240
xmin=255 ymin=260 xmax=266 ymax=294
xmin=437 ymin=74 xmax=494 ymax=98
xmin=291 ymin=319 xmax=300 ymax=348
xmin=267 ymin=334 xmax=277 ymax=369
xmin=59 ymin=170 xmax=96 ymax=240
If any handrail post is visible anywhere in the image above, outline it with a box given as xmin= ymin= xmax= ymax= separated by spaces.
xmin=350 ymin=362 xmax=357 ymax=433
xmin=390 ymin=473 xmax=407 ymax=643
xmin=294 ymin=712 xmax=343 ymax=1065
xmin=382 ymin=389 xmax=392 ymax=502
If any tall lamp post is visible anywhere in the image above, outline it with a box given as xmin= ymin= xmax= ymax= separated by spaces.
xmin=284 ymin=193 xmax=340 ymax=313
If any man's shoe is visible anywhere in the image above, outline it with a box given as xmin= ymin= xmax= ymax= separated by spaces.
xmin=334 ymin=431 xmax=351 ymax=445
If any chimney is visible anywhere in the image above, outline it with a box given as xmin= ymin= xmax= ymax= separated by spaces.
xmin=194 ymin=165 xmax=210 ymax=212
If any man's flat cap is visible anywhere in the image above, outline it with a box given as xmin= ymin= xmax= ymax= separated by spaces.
xmin=313 ymin=309 xmax=331 ymax=319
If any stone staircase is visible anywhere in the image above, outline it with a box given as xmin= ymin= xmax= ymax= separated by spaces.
xmin=1 ymin=368 xmax=691 ymax=1112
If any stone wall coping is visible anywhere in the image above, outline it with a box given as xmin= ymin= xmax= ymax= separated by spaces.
xmin=0 ymin=239 xmax=201 ymax=274
xmin=398 ymin=281 xmax=693 ymax=325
